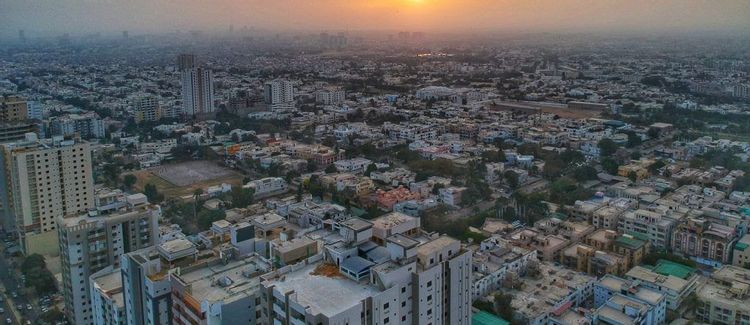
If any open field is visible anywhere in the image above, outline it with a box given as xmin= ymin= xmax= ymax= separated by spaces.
xmin=131 ymin=160 xmax=243 ymax=199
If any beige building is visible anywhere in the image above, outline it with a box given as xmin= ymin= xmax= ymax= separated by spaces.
xmin=133 ymin=95 xmax=162 ymax=124
xmin=696 ymin=265 xmax=750 ymax=324
xmin=0 ymin=95 xmax=28 ymax=122
xmin=733 ymin=234 xmax=750 ymax=267
xmin=0 ymin=134 xmax=94 ymax=255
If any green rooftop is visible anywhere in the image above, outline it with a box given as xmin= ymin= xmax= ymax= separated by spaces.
xmin=737 ymin=242 xmax=749 ymax=252
xmin=653 ymin=259 xmax=695 ymax=279
xmin=472 ymin=311 xmax=509 ymax=325
xmin=615 ymin=235 xmax=647 ymax=250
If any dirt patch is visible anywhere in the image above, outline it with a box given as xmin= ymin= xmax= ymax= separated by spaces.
xmin=130 ymin=160 xmax=243 ymax=199
xmin=310 ymin=263 xmax=342 ymax=278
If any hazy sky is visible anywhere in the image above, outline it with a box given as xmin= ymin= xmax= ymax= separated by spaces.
xmin=2 ymin=0 xmax=749 ymax=37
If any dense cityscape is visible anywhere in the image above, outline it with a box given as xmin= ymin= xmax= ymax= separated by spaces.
xmin=1 ymin=2 xmax=750 ymax=325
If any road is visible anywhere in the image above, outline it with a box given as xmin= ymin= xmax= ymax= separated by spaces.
xmin=0 ymin=240 xmax=40 ymax=325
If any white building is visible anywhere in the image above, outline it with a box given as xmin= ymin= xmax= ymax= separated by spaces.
xmin=334 ymin=157 xmax=373 ymax=174
xmin=243 ymin=177 xmax=288 ymax=198
xmin=181 ymin=67 xmax=215 ymax=115
xmin=264 ymin=80 xmax=295 ymax=106
xmin=59 ymin=195 xmax=160 ymax=325
xmin=316 ymin=89 xmax=346 ymax=105
xmin=90 ymin=266 xmax=126 ymax=325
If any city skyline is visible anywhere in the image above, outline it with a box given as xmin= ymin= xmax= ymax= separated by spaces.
xmin=1 ymin=0 xmax=749 ymax=39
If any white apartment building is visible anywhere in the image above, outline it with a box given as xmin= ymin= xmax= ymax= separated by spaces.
xmin=316 ymin=89 xmax=346 ymax=105
xmin=264 ymin=80 xmax=295 ymax=106
xmin=181 ymin=67 xmax=215 ymax=115
xmin=58 ymin=194 xmax=160 ymax=325
xmin=90 ymin=266 xmax=126 ymax=325
xmin=243 ymin=177 xmax=288 ymax=198
xmin=260 ymin=230 xmax=472 ymax=325
xmin=617 ymin=209 xmax=677 ymax=250
xmin=334 ymin=157 xmax=373 ymax=174
xmin=0 ymin=134 xmax=94 ymax=255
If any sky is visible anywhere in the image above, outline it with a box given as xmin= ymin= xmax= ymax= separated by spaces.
xmin=1 ymin=0 xmax=749 ymax=38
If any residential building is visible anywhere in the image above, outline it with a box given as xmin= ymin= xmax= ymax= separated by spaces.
xmin=695 ymin=265 xmax=750 ymax=324
xmin=49 ymin=112 xmax=106 ymax=139
xmin=625 ymin=264 xmax=699 ymax=310
xmin=133 ymin=95 xmax=162 ymax=124
xmin=672 ymin=217 xmax=737 ymax=266
xmin=181 ymin=67 xmax=215 ymax=115
xmin=58 ymin=194 xmax=159 ymax=325
xmin=243 ymin=177 xmax=288 ymax=198
xmin=90 ymin=266 xmax=126 ymax=325
xmin=0 ymin=134 xmax=94 ymax=255
xmin=593 ymin=275 xmax=667 ymax=325
xmin=171 ymin=254 xmax=272 ymax=325
xmin=264 ymin=80 xmax=295 ymax=106
xmin=618 ymin=209 xmax=676 ymax=250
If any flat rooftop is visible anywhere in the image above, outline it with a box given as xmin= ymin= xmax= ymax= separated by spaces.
xmin=177 ymin=256 xmax=271 ymax=304
xmin=269 ymin=262 xmax=381 ymax=317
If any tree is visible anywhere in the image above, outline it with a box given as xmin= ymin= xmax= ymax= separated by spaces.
xmin=193 ymin=188 xmax=204 ymax=218
xmin=627 ymin=170 xmax=638 ymax=182
xmin=572 ymin=165 xmax=598 ymax=182
xmin=122 ymin=174 xmax=137 ymax=189
xmin=601 ymin=158 xmax=619 ymax=175
xmin=364 ymin=163 xmax=377 ymax=177
xmin=21 ymin=254 xmax=57 ymax=295
xmin=231 ymin=187 xmax=254 ymax=208
xmin=324 ymin=164 xmax=337 ymax=174
xmin=598 ymin=138 xmax=619 ymax=157
xmin=504 ymin=170 xmax=519 ymax=189
xmin=143 ymin=184 xmax=163 ymax=203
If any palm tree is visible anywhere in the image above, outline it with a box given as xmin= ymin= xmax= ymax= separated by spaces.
xmin=193 ymin=188 xmax=204 ymax=218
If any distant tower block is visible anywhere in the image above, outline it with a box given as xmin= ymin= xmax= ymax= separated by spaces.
xmin=18 ymin=30 xmax=26 ymax=43
xmin=123 ymin=30 xmax=129 ymax=39
xmin=176 ymin=54 xmax=196 ymax=72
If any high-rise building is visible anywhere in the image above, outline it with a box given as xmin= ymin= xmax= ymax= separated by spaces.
xmin=0 ymin=96 xmax=41 ymax=142
xmin=259 ymin=215 xmax=472 ymax=325
xmin=176 ymin=54 xmax=195 ymax=72
xmin=58 ymin=194 xmax=159 ymax=325
xmin=181 ymin=67 xmax=215 ymax=116
xmin=121 ymin=245 xmax=179 ymax=325
xmin=1 ymin=95 xmax=29 ymax=122
xmin=0 ymin=134 xmax=94 ymax=255
xmin=133 ymin=95 xmax=162 ymax=124
xmin=49 ymin=112 xmax=106 ymax=139
xmin=90 ymin=266 xmax=126 ymax=325
xmin=263 ymin=80 xmax=295 ymax=107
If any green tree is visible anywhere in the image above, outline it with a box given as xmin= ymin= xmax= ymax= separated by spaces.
xmin=628 ymin=170 xmax=638 ymax=182
xmin=325 ymin=164 xmax=337 ymax=174
xmin=143 ymin=184 xmax=163 ymax=203
xmin=231 ymin=187 xmax=254 ymax=208
xmin=598 ymin=138 xmax=619 ymax=157
xmin=601 ymin=158 xmax=619 ymax=174
xmin=504 ymin=170 xmax=519 ymax=189
xmin=572 ymin=165 xmax=598 ymax=182
xmin=122 ymin=174 xmax=137 ymax=189
xmin=364 ymin=163 xmax=377 ymax=177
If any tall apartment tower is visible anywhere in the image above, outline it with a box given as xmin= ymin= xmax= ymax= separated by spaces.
xmin=121 ymin=246 xmax=176 ymax=325
xmin=0 ymin=134 xmax=94 ymax=255
xmin=133 ymin=95 xmax=162 ymax=124
xmin=176 ymin=54 xmax=195 ymax=72
xmin=181 ymin=67 xmax=215 ymax=116
xmin=263 ymin=80 xmax=295 ymax=107
xmin=58 ymin=194 xmax=159 ymax=325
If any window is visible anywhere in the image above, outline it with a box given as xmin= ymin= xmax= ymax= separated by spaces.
xmin=384 ymin=317 xmax=389 ymax=324
xmin=384 ymin=303 xmax=389 ymax=310
xmin=401 ymin=286 xmax=406 ymax=293
xmin=427 ymin=281 xmax=432 ymax=287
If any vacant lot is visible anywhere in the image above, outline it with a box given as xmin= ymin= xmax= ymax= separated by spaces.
xmin=132 ymin=161 xmax=243 ymax=199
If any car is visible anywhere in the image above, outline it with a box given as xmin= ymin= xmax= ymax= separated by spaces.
xmin=6 ymin=318 xmax=11 ymax=324
xmin=16 ymin=304 xmax=22 ymax=311
xmin=10 ymin=292 xmax=17 ymax=298
xmin=0 ymin=307 xmax=4 ymax=313
xmin=25 ymin=304 xmax=31 ymax=311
